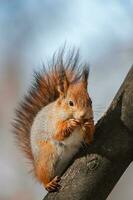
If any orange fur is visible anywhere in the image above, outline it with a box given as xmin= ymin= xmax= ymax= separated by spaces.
xmin=53 ymin=119 xmax=79 ymax=141
xmin=13 ymin=49 xmax=95 ymax=192
xmin=13 ymin=50 xmax=81 ymax=165
xmin=83 ymin=120 xmax=95 ymax=144
xmin=67 ymin=82 xmax=89 ymax=108
xmin=35 ymin=140 xmax=57 ymax=186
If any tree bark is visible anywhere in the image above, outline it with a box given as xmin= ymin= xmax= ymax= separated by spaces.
xmin=44 ymin=66 xmax=133 ymax=200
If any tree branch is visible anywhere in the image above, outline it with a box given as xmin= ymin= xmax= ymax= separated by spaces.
xmin=44 ymin=66 xmax=133 ymax=200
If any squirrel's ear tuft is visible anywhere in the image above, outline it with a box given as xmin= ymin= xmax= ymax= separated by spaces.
xmin=82 ymin=65 xmax=89 ymax=89
xmin=57 ymin=68 xmax=69 ymax=97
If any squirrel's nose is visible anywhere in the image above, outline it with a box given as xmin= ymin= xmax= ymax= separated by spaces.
xmin=77 ymin=112 xmax=86 ymax=121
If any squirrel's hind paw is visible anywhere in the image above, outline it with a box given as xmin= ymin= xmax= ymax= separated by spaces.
xmin=45 ymin=176 xmax=61 ymax=192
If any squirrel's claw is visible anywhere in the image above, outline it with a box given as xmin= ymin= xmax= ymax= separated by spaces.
xmin=45 ymin=176 xmax=61 ymax=192
xmin=84 ymin=121 xmax=93 ymax=127
xmin=68 ymin=118 xmax=80 ymax=128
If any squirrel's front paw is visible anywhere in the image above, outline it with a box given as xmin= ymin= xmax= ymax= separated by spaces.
xmin=82 ymin=119 xmax=95 ymax=134
xmin=53 ymin=119 xmax=80 ymax=141
xmin=62 ymin=119 xmax=80 ymax=138
xmin=67 ymin=118 xmax=80 ymax=130
xmin=83 ymin=120 xmax=94 ymax=128
xmin=82 ymin=119 xmax=95 ymax=144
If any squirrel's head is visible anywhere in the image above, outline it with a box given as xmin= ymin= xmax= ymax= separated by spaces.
xmin=56 ymin=67 xmax=93 ymax=122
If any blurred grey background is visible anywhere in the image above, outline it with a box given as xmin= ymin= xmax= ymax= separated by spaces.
xmin=0 ymin=0 xmax=133 ymax=199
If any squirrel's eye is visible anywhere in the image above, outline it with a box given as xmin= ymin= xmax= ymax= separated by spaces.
xmin=69 ymin=100 xmax=74 ymax=106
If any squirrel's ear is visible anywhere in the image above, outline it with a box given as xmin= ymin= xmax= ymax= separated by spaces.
xmin=57 ymin=70 xmax=69 ymax=97
xmin=81 ymin=66 xmax=89 ymax=89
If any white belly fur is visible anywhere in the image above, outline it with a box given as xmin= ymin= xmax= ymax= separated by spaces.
xmin=30 ymin=102 xmax=84 ymax=176
xmin=53 ymin=127 xmax=84 ymax=176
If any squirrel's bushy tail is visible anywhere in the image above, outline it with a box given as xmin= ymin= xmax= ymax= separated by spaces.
xmin=12 ymin=48 xmax=88 ymax=166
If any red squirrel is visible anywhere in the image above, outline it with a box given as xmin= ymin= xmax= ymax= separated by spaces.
xmin=13 ymin=50 xmax=95 ymax=192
